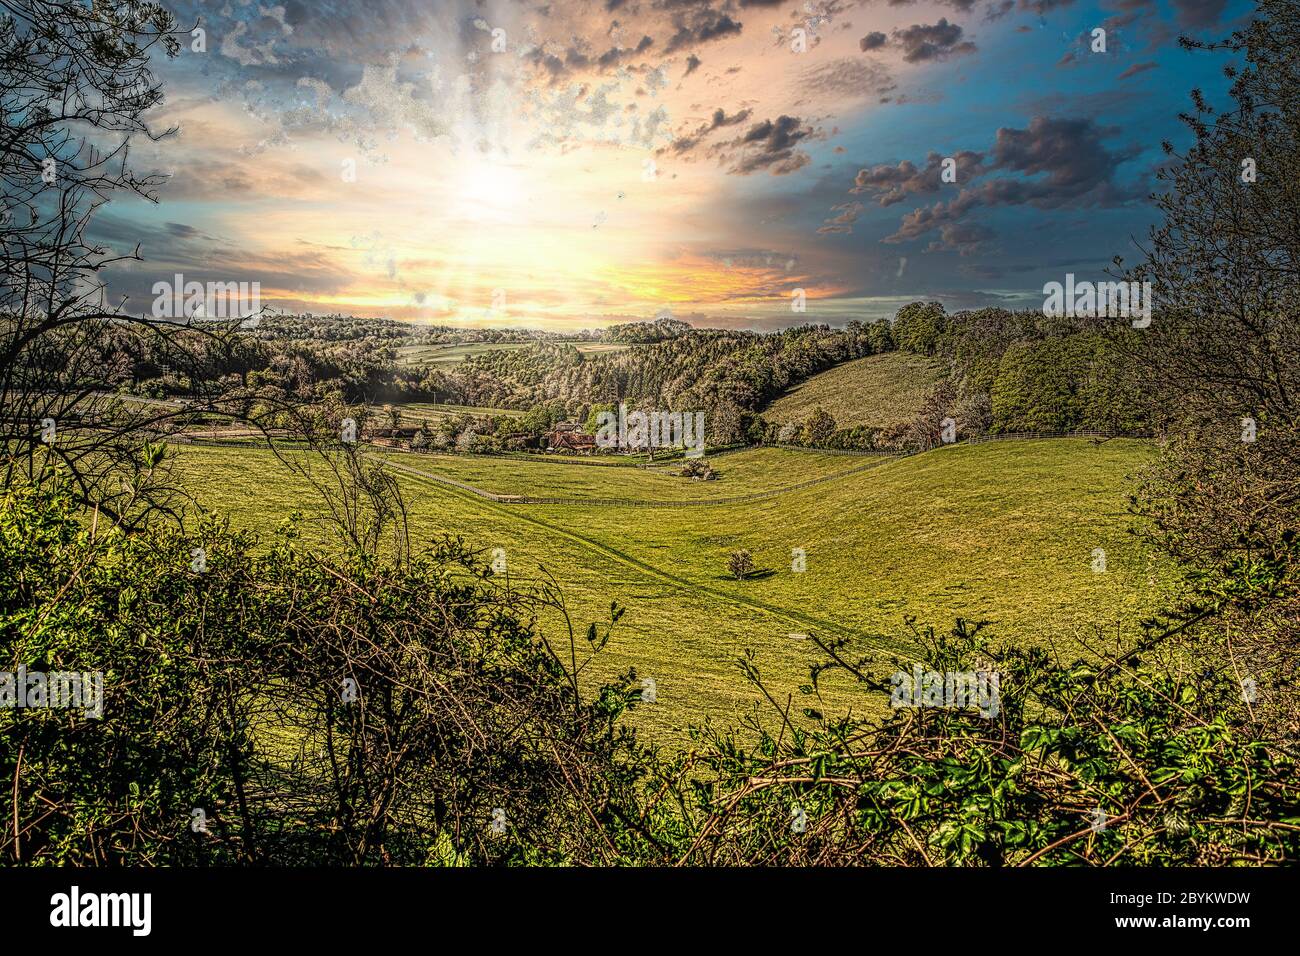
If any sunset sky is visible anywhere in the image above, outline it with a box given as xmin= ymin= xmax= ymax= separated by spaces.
xmin=96 ymin=0 xmax=1246 ymax=331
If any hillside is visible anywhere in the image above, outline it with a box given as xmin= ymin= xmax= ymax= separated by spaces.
xmin=762 ymin=351 xmax=945 ymax=430
xmin=172 ymin=438 xmax=1178 ymax=739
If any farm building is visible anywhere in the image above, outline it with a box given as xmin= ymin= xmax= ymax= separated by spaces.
xmin=546 ymin=428 xmax=596 ymax=454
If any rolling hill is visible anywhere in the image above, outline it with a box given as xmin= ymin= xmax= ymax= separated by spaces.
xmin=762 ymin=351 xmax=945 ymax=430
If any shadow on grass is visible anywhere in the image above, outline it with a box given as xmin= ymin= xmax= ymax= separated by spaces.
xmin=714 ymin=568 xmax=778 ymax=582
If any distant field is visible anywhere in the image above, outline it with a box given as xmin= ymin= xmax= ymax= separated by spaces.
xmin=376 ymin=446 xmax=878 ymax=501
xmin=169 ymin=438 xmax=1179 ymax=742
xmin=764 ymin=351 xmax=945 ymax=430
xmin=395 ymin=340 xmax=629 ymax=367
xmin=392 ymin=402 xmax=524 ymax=422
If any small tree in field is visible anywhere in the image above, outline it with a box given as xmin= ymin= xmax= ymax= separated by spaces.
xmin=728 ymin=549 xmax=754 ymax=580
xmin=800 ymin=407 xmax=836 ymax=446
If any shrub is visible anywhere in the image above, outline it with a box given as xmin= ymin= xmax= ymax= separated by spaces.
xmin=0 ymin=482 xmax=652 ymax=866
xmin=728 ymin=549 xmax=755 ymax=580
xmin=680 ymin=457 xmax=717 ymax=480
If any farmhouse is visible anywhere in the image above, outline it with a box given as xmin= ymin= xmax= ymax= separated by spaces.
xmin=545 ymin=422 xmax=597 ymax=454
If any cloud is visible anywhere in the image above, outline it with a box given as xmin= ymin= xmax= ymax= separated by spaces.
xmin=666 ymin=107 xmax=754 ymax=156
xmin=986 ymin=116 xmax=1139 ymax=204
xmin=664 ymin=10 xmax=744 ymax=54
xmin=684 ymin=54 xmax=702 ymax=76
xmin=796 ymin=56 xmax=896 ymax=103
xmin=596 ymin=35 xmax=655 ymax=70
xmin=859 ymin=31 xmax=888 ymax=51
xmin=818 ymin=201 xmax=864 ymax=234
xmin=1118 ymin=61 xmax=1158 ymax=80
xmin=892 ymin=19 xmax=977 ymax=63
xmin=926 ymin=221 xmax=995 ymax=254
xmin=872 ymin=116 xmax=1143 ymax=245
xmin=851 ymin=151 xmax=985 ymax=205
xmin=725 ymin=115 xmax=816 ymax=175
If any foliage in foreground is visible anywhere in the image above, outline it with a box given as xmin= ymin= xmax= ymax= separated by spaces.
xmin=0 ymin=481 xmax=651 ymax=865
xmin=2 ymin=483 xmax=1295 ymax=866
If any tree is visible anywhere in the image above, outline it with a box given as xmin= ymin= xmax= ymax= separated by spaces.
xmin=680 ymin=457 xmax=716 ymax=480
xmin=708 ymin=399 xmax=744 ymax=445
xmin=800 ymin=407 xmax=835 ymax=446
xmin=0 ymin=0 xmax=280 ymax=524
xmin=728 ymin=549 xmax=754 ymax=580
xmin=1122 ymin=0 xmax=1300 ymax=690
xmin=891 ymin=302 xmax=946 ymax=355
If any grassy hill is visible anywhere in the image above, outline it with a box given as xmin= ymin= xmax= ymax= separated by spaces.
xmin=763 ymin=351 xmax=945 ymax=430
xmin=170 ymin=439 xmax=1179 ymax=740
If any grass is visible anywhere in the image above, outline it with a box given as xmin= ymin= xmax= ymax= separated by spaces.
xmin=168 ymin=439 xmax=1179 ymax=742
xmin=395 ymin=341 xmax=630 ymax=367
xmin=375 ymin=446 xmax=878 ymax=501
xmin=763 ymin=351 xmax=945 ymax=430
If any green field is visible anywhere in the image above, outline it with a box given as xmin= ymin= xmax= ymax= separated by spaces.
xmin=395 ymin=340 xmax=630 ymax=367
xmin=377 ymin=446 xmax=886 ymax=502
xmin=763 ymin=351 xmax=946 ymax=429
xmin=171 ymin=438 xmax=1179 ymax=740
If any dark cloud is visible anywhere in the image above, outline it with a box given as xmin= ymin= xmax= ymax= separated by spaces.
xmin=875 ymin=116 xmax=1143 ymax=245
xmin=165 ymin=222 xmax=204 ymax=238
xmin=859 ymin=31 xmax=888 ymax=51
xmin=987 ymin=116 xmax=1139 ymax=204
xmin=926 ymin=221 xmax=995 ymax=255
xmin=666 ymin=107 xmax=753 ymax=155
xmin=664 ymin=10 xmax=744 ymax=54
xmin=892 ymin=19 xmax=977 ymax=63
xmin=851 ymin=150 xmax=985 ymax=205
xmin=596 ymin=35 xmax=654 ymax=70
xmin=684 ymin=53 xmax=702 ymax=76
xmin=726 ymin=115 xmax=815 ymax=175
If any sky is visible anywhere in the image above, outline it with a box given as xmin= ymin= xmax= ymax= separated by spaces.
xmin=94 ymin=0 xmax=1250 ymax=331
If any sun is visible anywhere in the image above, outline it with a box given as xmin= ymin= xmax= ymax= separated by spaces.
xmin=451 ymin=157 xmax=526 ymax=223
